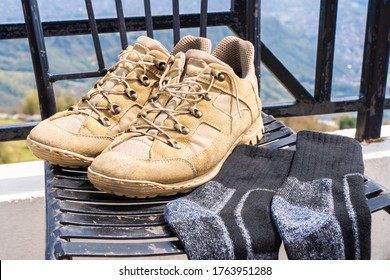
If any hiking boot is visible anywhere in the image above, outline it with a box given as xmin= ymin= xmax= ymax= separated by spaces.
xmin=27 ymin=35 xmax=211 ymax=167
xmin=88 ymin=36 xmax=264 ymax=198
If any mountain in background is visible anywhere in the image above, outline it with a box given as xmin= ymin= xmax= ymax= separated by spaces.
xmin=0 ymin=0 xmax=388 ymax=119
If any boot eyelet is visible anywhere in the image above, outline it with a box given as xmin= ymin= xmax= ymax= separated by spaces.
xmin=217 ymin=73 xmax=225 ymax=81
xmin=98 ymin=116 xmax=111 ymax=127
xmin=204 ymin=93 xmax=212 ymax=101
xmin=211 ymin=69 xmax=226 ymax=81
xmin=168 ymin=139 xmax=181 ymax=149
xmin=193 ymin=109 xmax=202 ymax=118
xmin=181 ymin=127 xmax=190 ymax=135
xmin=154 ymin=58 xmax=166 ymax=71
xmin=125 ymin=88 xmax=138 ymax=101
xmin=137 ymin=74 xmax=150 ymax=86
xmin=107 ymin=65 xmax=116 ymax=73
xmin=161 ymin=79 xmax=169 ymax=86
xmin=137 ymin=110 xmax=147 ymax=118
xmin=149 ymin=96 xmax=158 ymax=102
xmin=174 ymin=124 xmax=190 ymax=135
xmin=109 ymin=103 xmax=121 ymax=115
xmin=81 ymin=93 xmax=91 ymax=101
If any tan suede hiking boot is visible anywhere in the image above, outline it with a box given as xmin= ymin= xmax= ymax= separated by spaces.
xmin=88 ymin=36 xmax=264 ymax=198
xmin=27 ymin=35 xmax=211 ymax=167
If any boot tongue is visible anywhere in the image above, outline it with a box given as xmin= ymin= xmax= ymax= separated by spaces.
xmin=170 ymin=35 xmax=212 ymax=55
xmin=132 ymin=36 xmax=170 ymax=56
xmin=151 ymin=51 xmax=230 ymax=131
xmin=148 ymin=52 xmax=186 ymax=136
xmin=165 ymin=51 xmax=186 ymax=83
xmin=146 ymin=51 xmax=226 ymax=140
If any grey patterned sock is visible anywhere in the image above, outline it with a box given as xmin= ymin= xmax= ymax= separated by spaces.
xmin=164 ymin=145 xmax=294 ymax=260
xmin=271 ymin=131 xmax=371 ymax=260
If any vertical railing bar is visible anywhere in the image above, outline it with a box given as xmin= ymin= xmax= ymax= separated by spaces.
xmin=230 ymin=0 xmax=247 ymax=39
xmin=172 ymin=0 xmax=180 ymax=45
xmin=355 ymin=0 xmax=390 ymax=141
xmin=199 ymin=0 xmax=208 ymax=37
xmin=314 ymin=0 xmax=338 ymax=102
xmin=246 ymin=0 xmax=261 ymax=84
xmin=115 ymin=0 xmax=128 ymax=50
xmin=21 ymin=0 xmax=56 ymax=119
xmin=85 ymin=0 xmax=105 ymax=71
xmin=230 ymin=0 xmax=262 ymax=83
xmin=144 ymin=0 xmax=154 ymax=38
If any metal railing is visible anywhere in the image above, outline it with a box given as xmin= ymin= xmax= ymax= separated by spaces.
xmin=0 ymin=0 xmax=389 ymax=142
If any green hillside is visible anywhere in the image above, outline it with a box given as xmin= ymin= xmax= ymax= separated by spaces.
xmin=0 ymin=0 xmax=388 ymax=119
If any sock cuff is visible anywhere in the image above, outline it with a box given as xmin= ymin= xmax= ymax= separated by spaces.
xmin=215 ymin=145 xmax=295 ymax=192
xmin=234 ymin=144 xmax=294 ymax=161
xmin=290 ymin=130 xmax=364 ymax=181
xmin=219 ymin=144 xmax=294 ymax=173
xmin=297 ymin=130 xmax=361 ymax=147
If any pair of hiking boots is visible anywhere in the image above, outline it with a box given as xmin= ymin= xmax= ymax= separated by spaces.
xmin=27 ymin=35 xmax=264 ymax=198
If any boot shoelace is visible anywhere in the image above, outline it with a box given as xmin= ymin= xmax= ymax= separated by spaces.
xmin=127 ymin=62 xmax=242 ymax=149
xmin=68 ymin=47 xmax=167 ymax=127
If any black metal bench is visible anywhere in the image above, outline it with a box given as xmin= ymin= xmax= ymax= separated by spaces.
xmin=3 ymin=0 xmax=389 ymax=259
xmin=44 ymin=113 xmax=390 ymax=259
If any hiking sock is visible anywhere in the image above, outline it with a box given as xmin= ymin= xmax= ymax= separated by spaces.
xmin=164 ymin=145 xmax=295 ymax=260
xmin=271 ymin=130 xmax=371 ymax=259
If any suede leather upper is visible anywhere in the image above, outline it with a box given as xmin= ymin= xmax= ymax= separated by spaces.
xmin=88 ymin=37 xmax=263 ymax=192
xmin=27 ymin=36 xmax=212 ymax=166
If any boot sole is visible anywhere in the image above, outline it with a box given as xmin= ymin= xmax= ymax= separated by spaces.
xmin=87 ymin=116 xmax=264 ymax=198
xmin=26 ymin=136 xmax=94 ymax=168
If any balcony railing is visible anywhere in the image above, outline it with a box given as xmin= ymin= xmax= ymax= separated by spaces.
xmin=1 ymin=0 xmax=390 ymax=261
xmin=0 ymin=0 xmax=389 ymax=142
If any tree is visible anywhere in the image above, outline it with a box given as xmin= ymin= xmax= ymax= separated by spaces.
xmin=55 ymin=90 xmax=77 ymax=112
xmin=22 ymin=91 xmax=40 ymax=115
xmin=339 ymin=115 xmax=356 ymax=129
xmin=22 ymin=90 xmax=77 ymax=115
xmin=278 ymin=115 xmax=337 ymax=133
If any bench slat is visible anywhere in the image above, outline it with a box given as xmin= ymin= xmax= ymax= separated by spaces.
xmin=58 ymin=200 xmax=166 ymax=215
xmin=54 ymin=188 xmax=179 ymax=204
xmin=59 ymin=212 xmax=166 ymax=227
xmin=58 ymin=225 xmax=174 ymax=239
xmin=58 ymin=241 xmax=185 ymax=258
xmin=367 ymin=194 xmax=390 ymax=213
